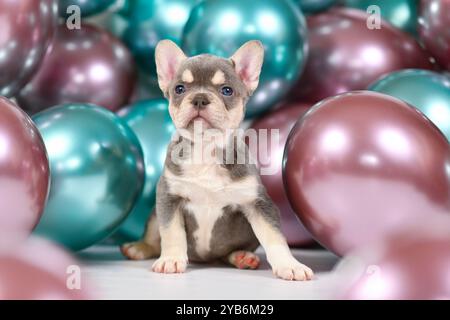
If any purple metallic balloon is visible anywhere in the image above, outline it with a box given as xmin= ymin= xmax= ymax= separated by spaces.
xmin=17 ymin=24 xmax=136 ymax=113
xmin=0 ymin=0 xmax=58 ymax=97
xmin=0 ymin=237 xmax=93 ymax=299
xmin=419 ymin=0 xmax=450 ymax=71
xmin=283 ymin=91 xmax=450 ymax=256
xmin=250 ymin=103 xmax=314 ymax=247
xmin=0 ymin=97 xmax=50 ymax=249
xmin=289 ymin=8 xmax=434 ymax=104
xmin=341 ymin=220 xmax=450 ymax=299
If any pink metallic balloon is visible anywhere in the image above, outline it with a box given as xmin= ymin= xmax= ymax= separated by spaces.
xmin=0 ymin=0 xmax=58 ymax=97
xmin=419 ymin=0 xmax=450 ymax=71
xmin=341 ymin=220 xmax=450 ymax=299
xmin=17 ymin=24 xmax=136 ymax=113
xmin=283 ymin=91 xmax=450 ymax=256
xmin=0 ymin=237 xmax=92 ymax=299
xmin=0 ymin=97 xmax=50 ymax=249
xmin=250 ymin=104 xmax=314 ymax=247
xmin=290 ymin=8 xmax=434 ymax=104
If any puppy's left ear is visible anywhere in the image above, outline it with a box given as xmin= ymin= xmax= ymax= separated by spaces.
xmin=230 ymin=41 xmax=264 ymax=93
xmin=155 ymin=40 xmax=187 ymax=94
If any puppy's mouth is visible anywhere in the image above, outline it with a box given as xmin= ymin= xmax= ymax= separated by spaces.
xmin=187 ymin=113 xmax=213 ymax=129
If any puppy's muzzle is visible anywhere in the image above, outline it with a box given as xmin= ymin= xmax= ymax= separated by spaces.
xmin=191 ymin=93 xmax=210 ymax=110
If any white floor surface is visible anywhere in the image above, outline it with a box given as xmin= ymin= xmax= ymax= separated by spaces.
xmin=78 ymin=245 xmax=342 ymax=300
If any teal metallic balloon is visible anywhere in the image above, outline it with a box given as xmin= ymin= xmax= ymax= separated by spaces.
xmin=369 ymin=69 xmax=450 ymax=141
xmin=117 ymin=0 xmax=131 ymax=16
xmin=116 ymin=99 xmax=176 ymax=240
xmin=33 ymin=104 xmax=145 ymax=251
xmin=182 ymin=0 xmax=308 ymax=118
xmin=291 ymin=0 xmax=336 ymax=13
xmin=59 ymin=0 xmax=116 ymax=17
xmin=118 ymin=0 xmax=199 ymax=77
xmin=343 ymin=0 xmax=418 ymax=35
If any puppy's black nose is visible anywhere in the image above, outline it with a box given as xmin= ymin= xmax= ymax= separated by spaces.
xmin=192 ymin=94 xmax=210 ymax=110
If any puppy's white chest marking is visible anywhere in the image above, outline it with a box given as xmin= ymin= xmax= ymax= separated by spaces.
xmin=166 ymin=164 xmax=259 ymax=206
xmin=165 ymin=164 xmax=259 ymax=258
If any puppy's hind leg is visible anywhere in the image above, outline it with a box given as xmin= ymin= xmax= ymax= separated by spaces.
xmin=225 ymin=251 xmax=260 ymax=270
xmin=121 ymin=213 xmax=161 ymax=260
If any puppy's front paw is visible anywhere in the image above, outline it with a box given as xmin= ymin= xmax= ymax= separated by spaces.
xmin=152 ymin=256 xmax=188 ymax=274
xmin=272 ymin=260 xmax=314 ymax=281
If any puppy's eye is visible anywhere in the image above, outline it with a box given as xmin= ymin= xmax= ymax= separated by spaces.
xmin=175 ymin=85 xmax=186 ymax=95
xmin=221 ymin=86 xmax=233 ymax=96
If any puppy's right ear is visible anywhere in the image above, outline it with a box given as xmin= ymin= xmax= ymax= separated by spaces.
xmin=155 ymin=40 xmax=187 ymax=94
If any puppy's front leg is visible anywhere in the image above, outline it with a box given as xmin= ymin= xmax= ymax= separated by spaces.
xmin=152 ymin=209 xmax=188 ymax=273
xmin=245 ymin=193 xmax=314 ymax=281
xmin=152 ymin=186 xmax=188 ymax=274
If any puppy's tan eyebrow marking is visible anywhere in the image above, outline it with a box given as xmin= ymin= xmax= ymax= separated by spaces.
xmin=182 ymin=69 xmax=194 ymax=83
xmin=211 ymin=70 xmax=225 ymax=85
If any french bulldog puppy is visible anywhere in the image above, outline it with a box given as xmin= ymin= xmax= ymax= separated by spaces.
xmin=121 ymin=40 xmax=313 ymax=281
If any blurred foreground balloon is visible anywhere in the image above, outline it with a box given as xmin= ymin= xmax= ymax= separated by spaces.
xmin=0 ymin=0 xmax=58 ymax=97
xmin=59 ymin=0 xmax=116 ymax=17
xmin=250 ymin=103 xmax=313 ymax=247
xmin=116 ymin=99 xmax=175 ymax=240
xmin=182 ymin=0 xmax=308 ymax=118
xmin=17 ymin=24 xmax=136 ymax=114
xmin=369 ymin=69 xmax=450 ymax=141
xmin=290 ymin=8 xmax=433 ymax=104
xmin=116 ymin=0 xmax=199 ymax=77
xmin=291 ymin=0 xmax=336 ymax=13
xmin=283 ymin=91 xmax=450 ymax=256
xmin=339 ymin=221 xmax=450 ymax=299
xmin=0 ymin=97 xmax=50 ymax=249
xmin=33 ymin=104 xmax=144 ymax=251
xmin=0 ymin=237 xmax=92 ymax=299
xmin=342 ymin=0 xmax=419 ymax=35
xmin=419 ymin=0 xmax=450 ymax=71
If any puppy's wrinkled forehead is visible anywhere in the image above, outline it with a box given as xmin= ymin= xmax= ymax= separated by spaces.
xmin=174 ymin=55 xmax=247 ymax=96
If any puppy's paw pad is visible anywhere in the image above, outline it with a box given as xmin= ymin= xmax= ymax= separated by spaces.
xmin=230 ymin=251 xmax=260 ymax=270
xmin=273 ymin=262 xmax=314 ymax=281
xmin=152 ymin=256 xmax=187 ymax=274
xmin=121 ymin=242 xmax=153 ymax=260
